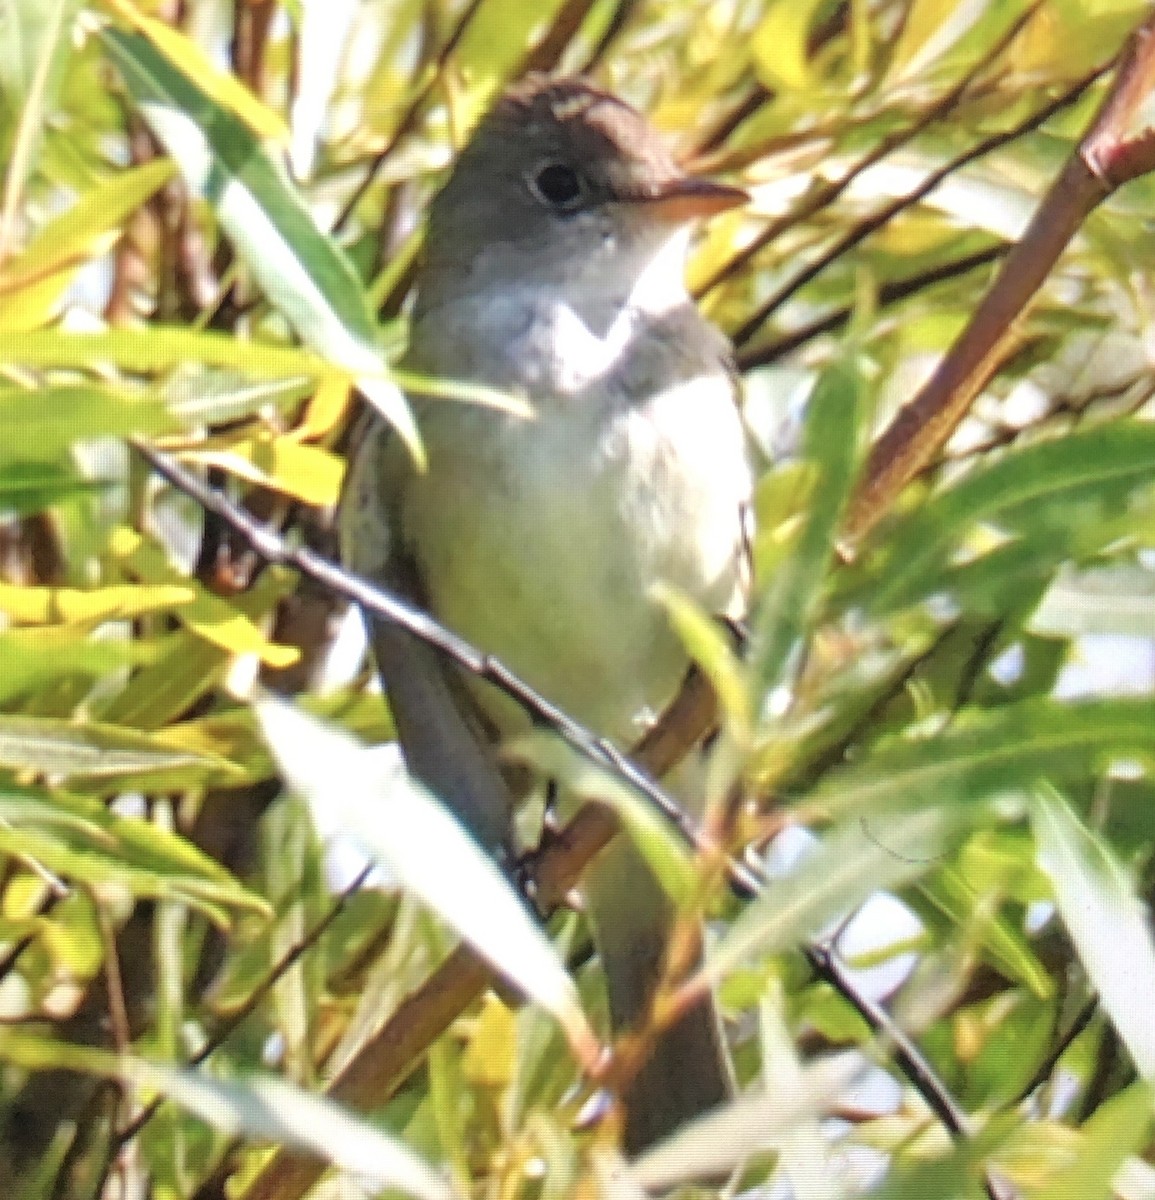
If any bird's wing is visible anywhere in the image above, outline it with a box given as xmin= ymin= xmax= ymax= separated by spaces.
xmin=338 ymin=409 xmax=514 ymax=857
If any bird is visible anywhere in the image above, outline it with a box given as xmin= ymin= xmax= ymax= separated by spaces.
xmin=339 ymin=74 xmax=753 ymax=1154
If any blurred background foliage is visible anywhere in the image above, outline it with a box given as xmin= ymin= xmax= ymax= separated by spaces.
xmin=4 ymin=0 xmax=1155 ymax=1197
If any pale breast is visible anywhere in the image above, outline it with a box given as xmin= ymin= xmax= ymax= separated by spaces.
xmin=399 ymin=297 xmax=751 ymax=744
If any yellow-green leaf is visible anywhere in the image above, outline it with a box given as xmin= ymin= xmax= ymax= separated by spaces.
xmin=0 ymin=580 xmax=194 ymax=625
xmin=0 ymin=160 xmax=174 ymax=331
xmin=751 ymin=0 xmax=829 ymax=92
xmin=179 ymin=435 xmax=344 ymax=507
xmin=110 ymin=528 xmax=299 ymax=668
xmin=107 ymin=3 xmax=289 ymax=143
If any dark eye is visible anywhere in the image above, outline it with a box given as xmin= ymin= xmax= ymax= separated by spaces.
xmin=531 ymin=162 xmax=584 ymax=211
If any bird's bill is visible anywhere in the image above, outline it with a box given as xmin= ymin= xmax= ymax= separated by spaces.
xmin=636 ymin=177 xmax=748 ymax=223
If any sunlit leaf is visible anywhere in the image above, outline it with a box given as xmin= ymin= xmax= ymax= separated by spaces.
xmin=0 ymin=384 xmax=177 ymax=461
xmin=109 ymin=528 xmax=299 ymax=668
xmin=0 ymin=781 xmax=266 ymax=922
xmin=0 ymin=1032 xmax=454 ymax=1200
xmin=107 ymin=4 xmax=290 ymax=142
xmin=0 ymin=712 xmax=239 ymax=783
xmin=0 ymin=579 xmax=193 ymax=624
xmin=0 ymin=461 xmax=104 ymax=514
xmin=653 ymin=583 xmax=751 ymax=742
xmin=699 ymin=806 xmax=960 ymax=989
xmin=1033 ymin=787 xmax=1155 ymax=1082
xmin=179 ymin=435 xmax=344 ymax=507
xmin=0 ymin=0 xmax=83 ymax=255
xmin=0 ymin=159 xmax=174 ymax=330
xmin=632 ymin=1054 xmax=860 ymax=1188
xmin=255 ymin=693 xmax=600 ymax=1068
xmin=102 ymin=29 xmax=422 ymax=461
xmin=751 ymin=0 xmax=828 ymax=92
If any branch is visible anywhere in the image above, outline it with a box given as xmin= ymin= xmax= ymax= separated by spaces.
xmin=844 ymin=10 xmax=1155 ymax=546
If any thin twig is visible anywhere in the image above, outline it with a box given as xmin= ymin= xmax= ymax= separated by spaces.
xmin=577 ymin=0 xmax=640 ymax=75
xmin=332 ymin=0 xmax=488 ymax=237
xmin=738 ymin=243 xmax=1005 ymax=369
xmin=1014 ymin=996 xmax=1098 ymax=1105
xmin=113 ymin=864 xmax=374 ymax=1147
xmin=732 ymin=63 xmax=1110 ymax=349
xmin=697 ymin=5 xmax=1038 ymax=300
xmin=516 ymin=0 xmax=599 ymax=76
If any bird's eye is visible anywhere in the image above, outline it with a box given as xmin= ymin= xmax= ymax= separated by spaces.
xmin=531 ymin=162 xmax=584 ymax=211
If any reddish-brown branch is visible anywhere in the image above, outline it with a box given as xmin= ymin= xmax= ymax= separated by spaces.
xmin=844 ymin=10 xmax=1155 ymax=546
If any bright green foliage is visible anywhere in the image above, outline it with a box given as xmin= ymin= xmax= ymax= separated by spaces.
xmin=1 ymin=2 xmax=1155 ymax=1198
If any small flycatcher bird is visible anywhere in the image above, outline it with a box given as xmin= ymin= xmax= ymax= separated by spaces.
xmin=340 ymin=76 xmax=753 ymax=1153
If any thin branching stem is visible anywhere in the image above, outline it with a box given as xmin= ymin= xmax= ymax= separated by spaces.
xmin=732 ymin=62 xmax=1110 ymax=350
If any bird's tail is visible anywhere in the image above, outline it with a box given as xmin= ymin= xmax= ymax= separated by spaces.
xmin=584 ymin=832 xmax=733 ymax=1154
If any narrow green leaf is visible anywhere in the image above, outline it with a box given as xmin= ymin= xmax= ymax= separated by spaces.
xmin=0 ymin=1033 xmax=454 ymax=1200
xmin=0 ymin=327 xmax=329 ymax=377
xmin=652 ymin=583 xmax=750 ymax=741
xmin=0 ymin=159 xmax=174 ymax=330
xmin=0 ymin=461 xmax=104 ymax=514
xmin=255 ymin=694 xmax=600 ymax=1067
xmin=758 ymin=986 xmax=846 ymax=1200
xmin=114 ymin=10 xmax=289 ymax=142
xmin=699 ymin=807 xmax=960 ymax=988
xmin=93 ymin=631 xmax=228 ymax=731
xmin=0 ymin=783 xmax=266 ymax=922
xmin=1033 ymin=787 xmax=1155 ymax=1082
xmin=1031 ymin=1080 xmax=1154 ymax=1200
xmin=632 ymin=1054 xmax=860 ymax=1190
xmin=0 ymin=580 xmax=194 ymax=624
xmin=917 ymin=866 xmax=1052 ymax=999
xmin=0 ymin=627 xmax=153 ymax=703
xmin=0 ymin=713 xmax=240 ymax=783
xmin=102 ymin=29 xmax=421 ymax=460
xmin=858 ymin=423 xmax=1155 ymax=615
xmin=807 ymin=699 xmax=1155 ymax=820
xmin=131 ymin=1065 xmax=458 ymax=1200
xmin=0 ymin=384 xmax=177 ymax=461
xmin=0 ymin=0 xmax=83 ymax=258
xmin=750 ymin=356 xmax=866 ymax=708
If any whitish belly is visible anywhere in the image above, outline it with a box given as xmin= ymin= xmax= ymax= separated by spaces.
xmin=403 ymin=379 xmax=749 ymax=743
